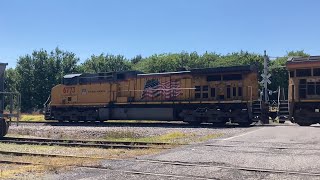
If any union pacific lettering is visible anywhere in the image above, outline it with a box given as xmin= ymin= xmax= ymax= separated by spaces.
xmin=87 ymin=90 xmax=106 ymax=93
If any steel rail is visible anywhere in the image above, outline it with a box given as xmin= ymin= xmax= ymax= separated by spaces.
xmin=1 ymin=157 xmax=319 ymax=178
xmin=0 ymin=137 xmax=176 ymax=149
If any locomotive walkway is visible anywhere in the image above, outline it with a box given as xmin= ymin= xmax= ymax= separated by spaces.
xmin=44 ymin=124 xmax=320 ymax=179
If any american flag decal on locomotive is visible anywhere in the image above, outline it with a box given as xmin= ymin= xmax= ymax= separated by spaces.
xmin=142 ymin=79 xmax=182 ymax=99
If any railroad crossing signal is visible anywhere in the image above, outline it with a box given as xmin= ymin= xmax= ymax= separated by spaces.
xmin=260 ymin=73 xmax=271 ymax=84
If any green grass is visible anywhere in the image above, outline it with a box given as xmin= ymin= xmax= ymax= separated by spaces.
xmin=19 ymin=114 xmax=45 ymax=122
xmin=103 ymin=131 xmax=223 ymax=144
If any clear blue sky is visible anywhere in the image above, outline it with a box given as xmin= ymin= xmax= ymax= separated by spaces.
xmin=1 ymin=0 xmax=319 ymax=67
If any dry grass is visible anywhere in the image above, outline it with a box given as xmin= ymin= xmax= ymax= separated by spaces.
xmin=0 ymin=143 xmax=162 ymax=179
xmin=103 ymin=131 xmax=223 ymax=144
xmin=0 ymin=155 xmax=101 ymax=179
xmin=0 ymin=143 xmax=161 ymax=159
xmin=1 ymin=128 xmax=223 ymax=178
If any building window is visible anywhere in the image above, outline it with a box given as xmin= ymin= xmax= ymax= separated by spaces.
xmin=211 ymin=88 xmax=216 ymax=97
xmin=299 ymin=79 xmax=307 ymax=98
xmin=314 ymin=68 xmax=320 ymax=76
xmin=233 ymin=87 xmax=236 ymax=97
xmin=202 ymin=86 xmax=208 ymax=91
xmin=296 ymin=69 xmax=311 ymax=77
xmin=202 ymin=93 xmax=208 ymax=98
xmin=223 ymin=74 xmax=242 ymax=81
xmin=195 ymin=93 xmax=201 ymax=99
xmin=207 ymin=75 xmax=221 ymax=81
xmin=238 ymin=87 xmax=242 ymax=97
xmin=307 ymin=82 xmax=315 ymax=95
xmin=289 ymin=71 xmax=294 ymax=77
xmin=227 ymin=86 xmax=231 ymax=98
xmin=306 ymin=81 xmax=320 ymax=96
xmin=317 ymin=82 xmax=320 ymax=95
xmin=195 ymin=86 xmax=201 ymax=91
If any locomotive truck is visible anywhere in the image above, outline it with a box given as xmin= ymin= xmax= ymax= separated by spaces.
xmin=44 ymin=65 xmax=265 ymax=126
xmin=287 ymin=56 xmax=320 ymax=126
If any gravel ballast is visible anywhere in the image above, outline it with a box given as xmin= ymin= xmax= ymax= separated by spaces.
xmin=7 ymin=122 xmax=256 ymax=141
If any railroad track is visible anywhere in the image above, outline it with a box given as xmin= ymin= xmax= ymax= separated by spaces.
xmin=1 ymin=153 xmax=319 ymax=179
xmin=11 ymin=120 xmax=249 ymax=127
xmin=0 ymin=137 xmax=178 ymax=149
xmin=0 ymin=150 xmax=103 ymax=159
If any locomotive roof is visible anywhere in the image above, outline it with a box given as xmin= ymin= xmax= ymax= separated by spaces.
xmin=63 ymin=74 xmax=82 ymax=79
xmin=287 ymin=56 xmax=320 ymax=63
xmin=286 ymin=56 xmax=320 ymax=69
xmin=63 ymin=65 xmax=256 ymax=83
xmin=137 ymin=71 xmax=191 ymax=76
xmin=190 ymin=65 xmax=256 ymax=74
xmin=137 ymin=65 xmax=255 ymax=76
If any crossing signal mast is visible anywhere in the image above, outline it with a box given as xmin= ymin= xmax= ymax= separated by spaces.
xmin=257 ymin=50 xmax=272 ymax=124
xmin=261 ymin=50 xmax=271 ymax=103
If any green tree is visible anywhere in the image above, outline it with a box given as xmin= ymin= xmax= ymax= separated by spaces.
xmin=15 ymin=48 xmax=80 ymax=112
xmin=80 ymin=54 xmax=132 ymax=73
xmin=5 ymin=68 xmax=18 ymax=93
xmin=16 ymin=55 xmax=34 ymax=112
xmin=269 ymin=50 xmax=310 ymax=96
xmin=131 ymin=55 xmax=143 ymax=64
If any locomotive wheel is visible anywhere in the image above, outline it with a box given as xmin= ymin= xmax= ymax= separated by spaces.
xmin=212 ymin=122 xmax=225 ymax=127
xmin=187 ymin=121 xmax=201 ymax=126
xmin=294 ymin=114 xmax=313 ymax=126
xmin=238 ymin=122 xmax=252 ymax=127
xmin=296 ymin=122 xmax=312 ymax=126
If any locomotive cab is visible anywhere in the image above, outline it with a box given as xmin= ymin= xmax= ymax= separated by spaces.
xmin=287 ymin=56 xmax=320 ymax=126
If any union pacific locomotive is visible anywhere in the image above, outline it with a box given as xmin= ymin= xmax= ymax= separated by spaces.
xmin=287 ymin=56 xmax=320 ymax=126
xmin=44 ymin=65 xmax=264 ymax=126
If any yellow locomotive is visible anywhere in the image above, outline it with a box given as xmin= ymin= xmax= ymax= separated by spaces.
xmin=44 ymin=65 xmax=261 ymax=126
xmin=287 ymin=56 xmax=320 ymax=126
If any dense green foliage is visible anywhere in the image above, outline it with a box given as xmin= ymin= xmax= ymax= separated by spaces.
xmin=4 ymin=48 xmax=309 ymax=112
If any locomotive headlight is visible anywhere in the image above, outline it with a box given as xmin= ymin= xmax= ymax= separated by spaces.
xmin=315 ymin=109 xmax=319 ymax=113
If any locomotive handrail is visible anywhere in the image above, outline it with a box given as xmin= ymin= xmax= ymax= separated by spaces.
xmin=277 ymin=86 xmax=280 ymax=114
xmin=43 ymin=95 xmax=51 ymax=108
xmin=0 ymin=92 xmax=21 ymax=122
xmin=248 ymin=86 xmax=253 ymax=102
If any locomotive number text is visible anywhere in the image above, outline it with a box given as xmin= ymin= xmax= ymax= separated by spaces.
xmin=63 ymin=87 xmax=76 ymax=94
